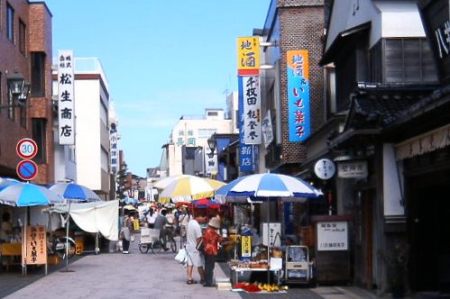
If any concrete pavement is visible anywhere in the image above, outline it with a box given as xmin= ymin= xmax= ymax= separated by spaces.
xmin=1 ymin=239 xmax=379 ymax=299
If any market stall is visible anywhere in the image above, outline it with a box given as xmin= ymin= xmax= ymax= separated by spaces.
xmin=215 ymin=173 xmax=322 ymax=287
xmin=0 ymin=182 xmax=63 ymax=274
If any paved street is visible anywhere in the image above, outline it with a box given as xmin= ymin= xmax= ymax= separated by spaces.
xmin=1 ymin=239 xmax=378 ymax=299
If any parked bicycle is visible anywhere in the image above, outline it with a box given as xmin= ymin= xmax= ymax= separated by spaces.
xmin=138 ymin=226 xmax=177 ymax=254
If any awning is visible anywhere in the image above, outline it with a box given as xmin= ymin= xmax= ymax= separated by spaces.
xmin=47 ymin=200 xmax=119 ymax=241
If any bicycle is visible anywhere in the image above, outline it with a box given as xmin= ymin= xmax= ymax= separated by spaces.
xmin=157 ymin=225 xmax=177 ymax=254
xmin=138 ymin=226 xmax=177 ymax=254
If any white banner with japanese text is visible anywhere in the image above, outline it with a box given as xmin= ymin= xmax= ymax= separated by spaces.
xmin=57 ymin=50 xmax=75 ymax=145
xmin=242 ymin=76 xmax=261 ymax=144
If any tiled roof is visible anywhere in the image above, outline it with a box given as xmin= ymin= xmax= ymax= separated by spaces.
xmin=346 ymin=84 xmax=436 ymax=129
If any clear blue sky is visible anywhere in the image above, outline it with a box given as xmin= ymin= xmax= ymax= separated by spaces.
xmin=44 ymin=0 xmax=271 ymax=177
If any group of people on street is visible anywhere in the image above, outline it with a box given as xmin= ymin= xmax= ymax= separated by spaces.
xmin=118 ymin=203 xmax=226 ymax=288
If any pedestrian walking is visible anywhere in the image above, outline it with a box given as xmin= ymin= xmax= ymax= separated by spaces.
xmin=185 ymin=212 xmax=206 ymax=285
xmin=120 ymin=215 xmax=133 ymax=254
xmin=202 ymin=217 xmax=222 ymax=287
xmin=154 ymin=208 xmax=169 ymax=250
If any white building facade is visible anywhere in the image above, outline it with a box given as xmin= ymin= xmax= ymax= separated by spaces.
xmin=162 ymin=108 xmax=233 ymax=177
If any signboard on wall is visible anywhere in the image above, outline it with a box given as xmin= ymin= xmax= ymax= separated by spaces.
xmin=316 ymin=221 xmax=348 ymax=251
xmin=418 ymin=0 xmax=450 ymax=84
xmin=287 ymin=50 xmax=311 ymax=142
xmin=57 ymin=50 xmax=75 ymax=145
xmin=337 ymin=160 xmax=368 ymax=179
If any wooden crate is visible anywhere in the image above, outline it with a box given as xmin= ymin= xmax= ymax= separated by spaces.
xmin=75 ymin=237 xmax=84 ymax=255
xmin=47 ymin=255 xmax=61 ymax=265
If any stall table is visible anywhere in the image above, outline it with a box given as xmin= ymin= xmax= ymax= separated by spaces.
xmin=0 ymin=243 xmax=21 ymax=271
xmin=228 ymin=260 xmax=282 ymax=286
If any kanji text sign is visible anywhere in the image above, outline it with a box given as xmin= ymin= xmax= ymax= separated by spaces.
xmin=57 ymin=50 xmax=75 ymax=145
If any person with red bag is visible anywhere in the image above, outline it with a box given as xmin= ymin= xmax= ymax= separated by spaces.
xmin=202 ymin=217 xmax=222 ymax=287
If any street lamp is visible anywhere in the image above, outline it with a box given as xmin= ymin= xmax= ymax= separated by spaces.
xmin=207 ymin=136 xmax=216 ymax=158
xmin=0 ymin=72 xmax=31 ymax=110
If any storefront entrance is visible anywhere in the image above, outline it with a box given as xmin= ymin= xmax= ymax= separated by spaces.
xmin=406 ymin=150 xmax=450 ymax=292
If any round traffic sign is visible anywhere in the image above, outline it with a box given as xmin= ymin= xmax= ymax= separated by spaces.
xmin=16 ymin=160 xmax=38 ymax=181
xmin=16 ymin=138 xmax=38 ymax=160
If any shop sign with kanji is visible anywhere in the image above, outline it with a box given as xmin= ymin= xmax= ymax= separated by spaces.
xmin=236 ymin=36 xmax=260 ymax=76
xmin=57 ymin=50 xmax=75 ymax=145
xmin=241 ymin=76 xmax=261 ymax=145
xmin=24 ymin=225 xmax=47 ymax=265
xmin=287 ymin=50 xmax=311 ymax=142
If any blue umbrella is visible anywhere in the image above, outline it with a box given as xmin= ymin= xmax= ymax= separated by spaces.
xmin=0 ymin=177 xmax=20 ymax=192
xmin=49 ymin=182 xmax=101 ymax=202
xmin=215 ymin=173 xmax=322 ymax=203
xmin=0 ymin=182 xmax=62 ymax=207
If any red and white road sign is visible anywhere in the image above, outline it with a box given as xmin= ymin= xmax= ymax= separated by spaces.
xmin=16 ymin=138 xmax=38 ymax=160
xmin=16 ymin=160 xmax=38 ymax=181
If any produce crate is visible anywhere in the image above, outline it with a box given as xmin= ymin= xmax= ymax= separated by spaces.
xmin=47 ymin=255 xmax=61 ymax=265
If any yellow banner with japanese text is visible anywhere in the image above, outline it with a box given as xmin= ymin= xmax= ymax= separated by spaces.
xmin=237 ymin=37 xmax=260 ymax=76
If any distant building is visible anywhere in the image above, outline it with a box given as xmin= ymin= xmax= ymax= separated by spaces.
xmin=161 ymin=108 xmax=233 ymax=177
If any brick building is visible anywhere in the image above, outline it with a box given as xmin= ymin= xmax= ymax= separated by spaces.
xmin=261 ymin=0 xmax=325 ymax=174
xmin=0 ymin=0 xmax=54 ymax=185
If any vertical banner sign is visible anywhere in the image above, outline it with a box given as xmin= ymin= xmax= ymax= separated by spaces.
xmin=240 ymin=235 xmax=252 ymax=260
xmin=57 ymin=50 xmax=75 ymax=145
xmin=110 ymin=133 xmax=118 ymax=173
xmin=238 ymin=76 xmax=254 ymax=173
xmin=205 ymin=149 xmax=217 ymax=176
xmin=287 ymin=50 xmax=310 ymax=142
xmin=262 ymin=109 xmax=274 ymax=149
xmin=23 ymin=225 xmax=47 ymax=265
xmin=242 ymin=76 xmax=261 ymax=144
xmin=237 ymin=36 xmax=260 ymax=76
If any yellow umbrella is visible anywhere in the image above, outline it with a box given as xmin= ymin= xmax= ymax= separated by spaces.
xmin=158 ymin=175 xmax=225 ymax=203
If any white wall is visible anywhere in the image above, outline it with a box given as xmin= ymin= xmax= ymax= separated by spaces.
xmin=74 ymin=79 xmax=102 ymax=189
xmin=326 ymin=0 xmax=425 ymax=51
xmin=168 ymin=112 xmax=232 ymax=176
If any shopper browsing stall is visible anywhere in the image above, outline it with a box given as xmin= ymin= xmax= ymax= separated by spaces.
xmin=202 ymin=217 xmax=223 ymax=287
xmin=185 ymin=212 xmax=206 ymax=285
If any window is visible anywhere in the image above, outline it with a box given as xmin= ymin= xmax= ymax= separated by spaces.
xmin=383 ymin=38 xmax=438 ymax=83
xmin=32 ymin=118 xmax=47 ymax=163
xmin=6 ymin=3 xmax=14 ymax=42
xmin=31 ymin=52 xmax=46 ymax=96
xmin=19 ymin=19 xmax=26 ymax=54
xmin=198 ymin=128 xmax=216 ymax=138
